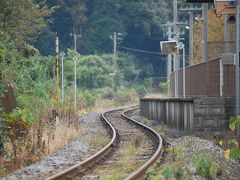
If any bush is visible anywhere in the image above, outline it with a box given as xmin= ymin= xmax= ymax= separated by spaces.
xmin=5 ymin=108 xmax=37 ymax=163
xmin=159 ymin=81 xmax=169 ymax=93
xmin=94 ymin=87 xmax=114 ymax=100
xmin=142 ymin=117 xmax=149 ymax=125
xmin=82 ymin=90 xmax=96 ymax=109
xmin=193 ymin=153 xmax=219 ymax=179
xmin=135 ymin=85 xmax=147 ymax=97
xmin=221 ymin=116 xmax=240 ymax=161
xmin=113 ymin=89 xmax=138 ymax=106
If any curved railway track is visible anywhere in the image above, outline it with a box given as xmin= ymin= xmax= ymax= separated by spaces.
xmin=47 ymin=107 xmax=163 ymax=180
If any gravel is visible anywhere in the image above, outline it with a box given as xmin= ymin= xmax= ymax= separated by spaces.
xmin=128 ymin=109 xmax=240 ymax=180
xmin=4 ymin=109 xmax=240 ymax=180
xmin=3 ymin=112 xmax=109 ymax=180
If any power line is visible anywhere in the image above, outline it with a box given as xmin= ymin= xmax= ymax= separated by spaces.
xmin=118 ymin=46 xmax=163 ymax=55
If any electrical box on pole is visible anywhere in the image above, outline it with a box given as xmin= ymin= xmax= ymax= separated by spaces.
xmin=160 ymin=41 xmax=178 ymax=55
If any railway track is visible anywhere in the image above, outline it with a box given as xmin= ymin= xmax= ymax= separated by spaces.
xmin=47 ymin=108 xmax=163 ymax=180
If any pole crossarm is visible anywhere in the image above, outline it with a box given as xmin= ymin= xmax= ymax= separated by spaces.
xmin=179 ymin=7 xmax=202 ymax=11
xmin=160 ymin=21 xmax=188 ymax=27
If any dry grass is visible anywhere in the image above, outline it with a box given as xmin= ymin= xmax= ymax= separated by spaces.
xmin=85 ymin=136 xmax=110 ymax=149
xmin=1 ymin=88 xmax=141 ymax=177
xmin=143 ymin=93 xmax=168 ymax=99
xmin=93 ymin=91 xmax=139 ymax=112
xmin=154 ymin=124 xmax=169 ymax=134
xmin=94 ymin=99 xmax=116 ymax=112
xmin=1 ymin=122 xmax=82 ymax=177
xmin=94 ymin=136 xmax=145 ymax=177
xmin=43 ymin=123 xmax=82 ymax=154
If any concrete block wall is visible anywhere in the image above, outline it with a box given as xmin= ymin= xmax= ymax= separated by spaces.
xmin=140 ymin=97 xmax=235 ymax=136
xmin=194 ymin=98 xmax=226 ymax=136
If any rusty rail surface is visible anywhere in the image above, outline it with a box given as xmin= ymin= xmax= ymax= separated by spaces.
xmin=122 ymin=108 xmax=163 ymax=180
xmin=47 ymin=107 xmax=163 ymax=180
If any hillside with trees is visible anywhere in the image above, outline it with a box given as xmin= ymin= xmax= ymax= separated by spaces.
xmin=0 ymin=0 xmax=174 ymax=175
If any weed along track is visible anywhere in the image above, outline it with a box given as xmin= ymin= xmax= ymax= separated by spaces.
xmin=48 ymin=108 xmax=163 ymax=180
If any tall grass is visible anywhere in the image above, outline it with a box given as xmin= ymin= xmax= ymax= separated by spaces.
xmin=1 ymin=122 xmax=82 ymax=176
xmin=1 ymin=87 xmax=141 ymax=177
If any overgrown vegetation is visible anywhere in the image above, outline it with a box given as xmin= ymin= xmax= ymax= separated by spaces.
xmin=219 ymin=116 xmax=240 ymax=162
xmin=0 ymin=0 xmax=175 ymax=176
xmin=85 ymin=136 xmax=110 ymax=149
xmin=147 ymin=144 xmax=222 ymax=180
xmin=159 ymin=81 xmax=169 ymax=94
xmin=94 ymin=136 xmax=145 ymax=178
xmin=0 ymin=2 xmax=153 ymax=176
xmin=193 ymin=153 xmax=220 ymax=179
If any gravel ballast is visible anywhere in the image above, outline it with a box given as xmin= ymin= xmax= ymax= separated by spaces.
xmin=4 ymin=112 xmax=109 ymax=180
xmin=128 ymin=109 xmax=240 ymax=180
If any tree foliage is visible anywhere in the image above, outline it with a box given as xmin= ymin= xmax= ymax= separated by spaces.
xmin=0 ymin=0 xmax=53 ymax=42
xmin=193 ymin=9 xmax=235 ymax=63
xmin=34 ymin=0 xmax=171 ymax=78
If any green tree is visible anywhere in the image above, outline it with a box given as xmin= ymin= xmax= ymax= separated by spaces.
xmin=0 ymin=0 xmax=53 ymax=42
xmin=78 ymin=55 xmax=113 ymax=89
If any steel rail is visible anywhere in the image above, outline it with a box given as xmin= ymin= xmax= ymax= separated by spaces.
xmin=47 ymin=107 xmax=163 ymax=180
xmin=47 ymin=109 xmax=119 ymax=180
xmin=122 ymin=108 xmax=163 ymax=180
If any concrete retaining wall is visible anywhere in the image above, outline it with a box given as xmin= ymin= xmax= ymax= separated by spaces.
xmin=140 ymin=97 xmax=235 ymax=136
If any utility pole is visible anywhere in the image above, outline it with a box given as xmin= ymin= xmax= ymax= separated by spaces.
xmin=111 ymin=32 xmax=123 ymax=89
xmin=167 ymin=26 xmax=172 ymax=81
xmin=224 ymin=16 xmax=230 ymax=53
xmin=173 ymin=0 xmax=179 ymax=97
xmin=183 ymin=43 xmax=186 ymax=98
xmin=60 ymin=52 xmax=65 ymax=105
xmin=189 ymin=10 xmax=194 ymax=65
xmin=161 ymin=21 xmax=187 ymax=86
xmin=202 ymin=3 xmax=208 ymax=62
xmin=113 ymin=32 xmax=117 ymax=70
xmin=70 ymin=31 xmax=80 ymax=112
xmin=236 ymin=0 xmax=240 ymax=136
xmin=112 ymin=32 xmax=117 ymax=90
xmin=70 ymin=32 xmax=81 ymax=52
xmin=180 ymin=5 xmax=202 ymax=65
xmin=56 ymin=35 xmax=60 ymax=115
xmin=73 ymin=56 xmax=78 ymax=112
xmin=161 ymin=22 xmax=187 ymax=97
xmin=178 ymin=42 xmax=186 ymax=98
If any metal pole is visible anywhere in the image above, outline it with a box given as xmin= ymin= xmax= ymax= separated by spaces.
xmin=73 ymin=56 xmax=77 ymax=112
xmin=113 ymin=32 xmax=117 ymax=68
xmin=113 ymin=32 xmax=117 ymax=89
xmin=74 ymin=33 xmax=77 ymax=52
xmin=62 ymin=56 xmax=64 ymax=103
xmin=189 ymin=11 xmax=194 ymax=65
xmin=56 ymin=35 xmax=60 ymax=115
xmin=60 ymin=52 xmax=65 ymax=104
xmin=173 ymin=0 xmax=179 ymax=97
xmin=202 ymin=3 xmax=208 ymax=62
xmin=70 ymin=32 xmax=80 ymax=52
xmin=183 ymin=44 xmax=186 ymax=98
xmin=75 ymin=60 xmax=76 ymax=112
xmin=167 ymin=26 xmax=172 ymax=81
xmin=236 ymin=1 xmax=240 ymax=133
xmin=179 ymin=5 xmax=202 ymax=65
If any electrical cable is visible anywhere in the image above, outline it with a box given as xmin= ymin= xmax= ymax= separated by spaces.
xmin=118 ymin=46 xmax=164 ymax=55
